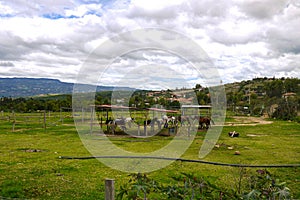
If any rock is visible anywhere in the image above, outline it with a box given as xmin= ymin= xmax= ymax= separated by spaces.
xmin=234 ymin=151 xmax=241 ymax=155
xmin=25 ymin=149 xmax=41 ymax=152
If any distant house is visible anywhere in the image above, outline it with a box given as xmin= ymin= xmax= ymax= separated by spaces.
xmin=176 ymin=97 xmax=194 ymax=104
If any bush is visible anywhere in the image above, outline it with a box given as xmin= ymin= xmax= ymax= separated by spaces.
xmin=117 ymin=170 xmax=293 ymax=200
xmin=242 ymin=169 xmax=291 ymax=200
xmin=292 ymin=116 xmax=300 ymax=123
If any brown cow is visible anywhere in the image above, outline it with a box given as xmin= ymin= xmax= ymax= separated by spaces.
xmin=199 ymin=116 xmax=213 ymax=129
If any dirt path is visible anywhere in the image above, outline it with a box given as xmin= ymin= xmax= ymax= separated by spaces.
xmin=223 ymin=116 xmax=273 ymax=126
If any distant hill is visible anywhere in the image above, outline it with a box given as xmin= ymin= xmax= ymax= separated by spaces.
xmin=0 ymin=78 xmax=131 ymax=97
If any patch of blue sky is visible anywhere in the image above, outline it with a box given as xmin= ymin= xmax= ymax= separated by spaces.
xmin=0 ymin=13 xmax=15 ymax=18
xmin=78 ymin=0 xmax=131 ymax=9
xmin=42 ymin=9 xmax=102 ymax=19
xmin=86 ymin=10 xmax=102 ymax=17
xmin=42 ymin=13 xmax=80 ymax=19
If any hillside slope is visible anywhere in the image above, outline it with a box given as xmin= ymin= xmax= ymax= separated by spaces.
xmin=0 ymin=78 xmax=117 ymax=97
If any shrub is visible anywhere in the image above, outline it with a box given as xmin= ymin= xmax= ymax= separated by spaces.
xmin=242 ymin=169 xmax=291 ymax=200
xmin=117 ymin=170 xmax=293 ymax=200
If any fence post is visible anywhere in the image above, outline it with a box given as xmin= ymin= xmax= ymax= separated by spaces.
xmin=82 ymin=107 xmax=84 ymax=123
xmin=12 ymin=119 xmax=15 ymax=132
xmin=151 ymin=123 xmax=154 ymax=135
xmin=60 ymin=107 xmax=62 ymax=123
xmin=105 ymin=179 xmax=115 ymax=200
xmin=43 ymin=110 xmax=46 ymax=130
xmin=138 ymin=124 xmax=140 ymax=136
xmin=12 ymin=111 xmax=15 ymax=132
xmin=90 ymin=107 xmax=94 ymax=134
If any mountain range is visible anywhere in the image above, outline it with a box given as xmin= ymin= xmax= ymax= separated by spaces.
xmin=0 ymin=78 xmax=124 ymax=97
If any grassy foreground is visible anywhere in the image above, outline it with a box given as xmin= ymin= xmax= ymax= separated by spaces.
xmin=0 ymin=113 xmax=299 ymax=199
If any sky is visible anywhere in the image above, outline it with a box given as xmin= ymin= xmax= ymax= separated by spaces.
xmin=0 ymin=0 xmax=300 ymax=89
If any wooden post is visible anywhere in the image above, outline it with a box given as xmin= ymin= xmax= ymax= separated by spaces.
xmin=12 ymin=111 xmax=15 ymax=132
xmin=43 ymin=110 xmax=46 ymax=130
xmin=144 ymin=124 xmax=147 ymax=136
xmin=62 ymin=111 xmax=64 ymax=125
xmin=106 ymin=109 xmax=109 ymax=122
xmin=151 ymin=122 xmax=154 ymax=135
xmin=12 ymin=120 xmax=15 ymax=132
xmin=138 ymin=124 xmax=140 ymax=136
xmin=12 ymin=120 xmax=16 ymax=132
xmin=90 ymin=107 xmax=94 ymax=134
xmin=82 ymin=107 xmax=84 ymax=123
xmin=105 ymin=179 xmax=115 ymax=200
xmin=60 ymin=107 xmax=63 ymax=124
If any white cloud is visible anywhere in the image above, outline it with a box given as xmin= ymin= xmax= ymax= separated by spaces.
xmin=0 ymin=0 xmax=299 ymax=88
xmin=236 ymin=0 xmax=288 ymax=19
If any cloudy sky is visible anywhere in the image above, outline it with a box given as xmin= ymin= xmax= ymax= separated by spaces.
xmin=0 ymin=0 xmax=300 ymax=89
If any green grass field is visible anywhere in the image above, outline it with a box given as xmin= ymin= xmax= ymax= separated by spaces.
xmin=0 ymin=112 xmax=299 ymax=199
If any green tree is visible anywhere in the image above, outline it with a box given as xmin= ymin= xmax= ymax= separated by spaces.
xmin=264 ymin=79 xmax=284 ymax=98
xmin=284 ymin=78 xmax=300 ymax=93
xmin=272 ymin=97 xmax=298 ymax=120
xmin=195 ymin=84 xmax=202 ymax=89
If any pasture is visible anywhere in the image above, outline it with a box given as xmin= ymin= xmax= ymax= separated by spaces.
xmin=0 ymin=111 xmax=299 ymax=199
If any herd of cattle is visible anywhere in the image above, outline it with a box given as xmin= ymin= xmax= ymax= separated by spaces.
xmin=105 ymin=115 xmax=214 ymax=132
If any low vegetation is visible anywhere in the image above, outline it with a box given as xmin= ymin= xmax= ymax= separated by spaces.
xmin=0 ymin=112 xmax=299 ymax=199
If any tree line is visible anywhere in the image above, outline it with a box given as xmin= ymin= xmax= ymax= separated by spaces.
xmin=0 ymin=96 xmax=72 ymax=113
xmin=226 ymin=77 xmax=299 ymax=121
xmin=0 ymin=77 xmax=299 ymax=121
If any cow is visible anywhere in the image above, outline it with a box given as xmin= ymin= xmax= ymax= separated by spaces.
xmin=199 ymin=116 xmax=213 ymax=129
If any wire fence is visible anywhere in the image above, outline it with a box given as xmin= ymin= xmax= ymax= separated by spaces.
xmin=0 ymin=110 xmax=73 ymax=132
xmin=59 ymin=155 xmax=300 ymax=168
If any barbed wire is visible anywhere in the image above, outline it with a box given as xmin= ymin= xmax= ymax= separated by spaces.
xmin=59 ymin=155 xmax=300 ymax=168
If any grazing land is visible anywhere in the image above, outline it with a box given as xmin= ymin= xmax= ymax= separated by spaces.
xmin=0 ymin=112 xmax=299 ymax=199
